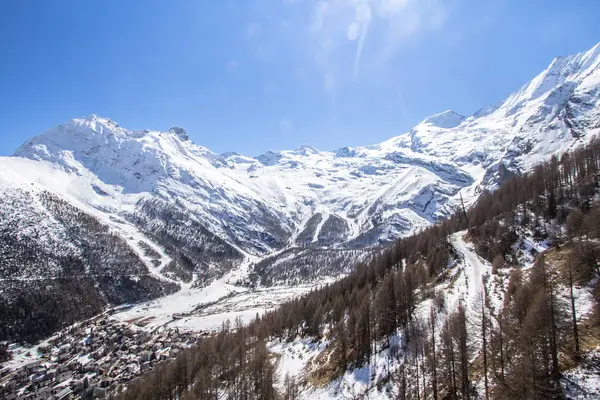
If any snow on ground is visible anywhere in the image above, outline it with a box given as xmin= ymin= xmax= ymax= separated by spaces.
xmin=561 ymin=346 xmax=600 ymax=400
xmin=283 ymin=335 xmax=405 ymax=400
xmin=170 ymin=285 xmax=316 ymax=332
xmin=111 ymin=261 xmax=247 ymax=329
xmin=512 ymin=227 xmax=550 ymax=270
xmin=452 ymin=232 xmax=492 ymax=303
xmin=270 ymin=338 xmax=329 ymax=386
xmin=572 ymin=280 xmax=598 ymax=321
xmin=3 ymin=344 xmax=44 ymax=371
xmin=111 ymin=278 xmax=236 ymax=328
xmin=5 ymin=269 xmax=318 ymax=367
xmin=270 ymin=335 xmax=404 ymax=400
xmin=412 ymin=231 xmax=502 ymax=326
xmin=169 ymin=307 xmax=267 ymax=332
xmin=111 ymin=255 xmax=318 ymax=332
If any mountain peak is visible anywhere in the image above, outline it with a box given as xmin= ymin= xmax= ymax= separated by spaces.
xmin=495 ymin=42 xmax=600 ymax=118
xmin=420 ymin=110 xmax=466 ymax=129
xmin=52 ymin=114 xmax=123 ymax=137
xmin=83 ymin=113 xmax=102 ymax=121
xmin=292 ymin=145 xmax=319 ymax=156
xmin=77 ymin=114 xmax=116 ymax=125
xmin=255 ymin=151 xmax=282 ymax=166
xmin=168 ymin=127 xmax=189 ymax=141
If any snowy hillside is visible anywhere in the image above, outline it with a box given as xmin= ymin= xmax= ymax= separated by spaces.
xmin=0 ymin=158 xmax=181 ymax=341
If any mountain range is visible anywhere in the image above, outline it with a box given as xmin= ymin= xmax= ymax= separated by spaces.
xmin=1 ymin=42 xmax=599 ymax=341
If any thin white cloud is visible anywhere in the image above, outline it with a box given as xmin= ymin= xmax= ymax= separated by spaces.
xmin=348 ymin=21 xmax=360 ymax=41
xmin=309 ymin=0 xmax=449 ymax=83
xmin=351 ymin=1 xmax=372 ymax=78
xmin=310 ymin=2 xmax=329 ymax=33
xmin=241 ymin=0 xmax=450 ymax=97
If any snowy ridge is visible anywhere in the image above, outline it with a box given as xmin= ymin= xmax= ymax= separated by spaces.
xmin=420 ymin=110 xmax=466 ymax=129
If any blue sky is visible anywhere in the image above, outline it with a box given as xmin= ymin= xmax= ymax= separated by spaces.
xmin=1 ymin=0 xmax=599 ymax=156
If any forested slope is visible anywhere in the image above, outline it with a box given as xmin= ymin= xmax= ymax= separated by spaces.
xmin=0 ymin=190 xmax=179 ymax=342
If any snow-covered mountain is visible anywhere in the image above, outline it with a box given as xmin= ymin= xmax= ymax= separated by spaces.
xmin=2 ymin=42 xmax=600 ymax=303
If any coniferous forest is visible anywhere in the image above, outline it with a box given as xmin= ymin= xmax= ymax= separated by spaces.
xmin=115 ymin=137 xmax=600 ymax=400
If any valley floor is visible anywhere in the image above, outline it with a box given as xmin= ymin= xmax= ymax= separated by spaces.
xmin=110 ymin=255 xmax=322 ymax=332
